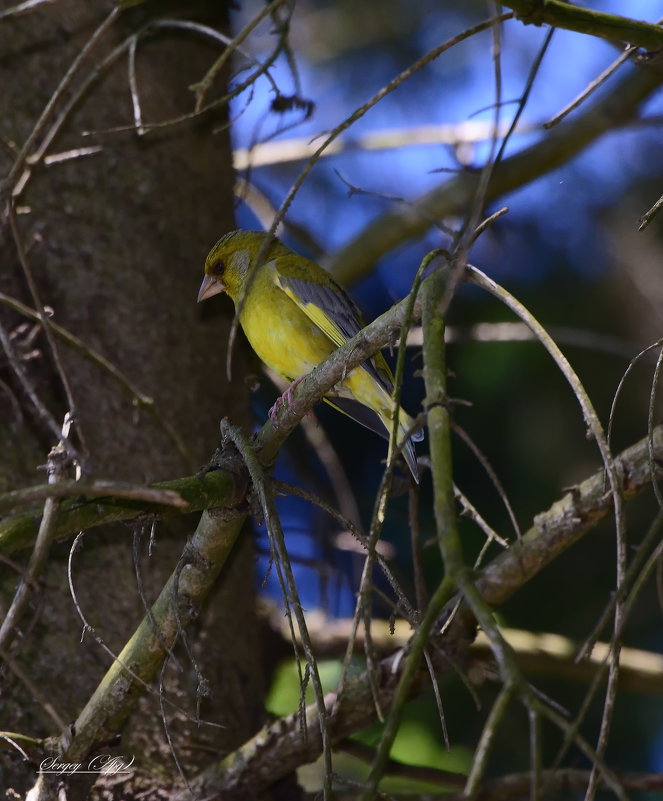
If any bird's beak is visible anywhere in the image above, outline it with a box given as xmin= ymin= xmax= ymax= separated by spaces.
xmin=197 ymin=274 xmax=225 ymax=303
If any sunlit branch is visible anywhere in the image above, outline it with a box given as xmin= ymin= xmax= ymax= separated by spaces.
xmin=233 ymin=120 xmax=536 ymax=169
xmin=504 ymin=0 xmax=663 ymax=50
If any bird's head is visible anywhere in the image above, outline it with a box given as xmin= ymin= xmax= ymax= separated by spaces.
xmin=197 ymin=230 xmax=280 ymax=304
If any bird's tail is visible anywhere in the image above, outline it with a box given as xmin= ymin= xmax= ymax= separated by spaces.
xmin=323 ymin=396 xmax=422 ymax=482
xmin=392 ymin=407 xmax=422 ymax=483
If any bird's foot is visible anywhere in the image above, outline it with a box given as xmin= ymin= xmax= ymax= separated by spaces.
xmin=269 ymin=376 xmax=304 ymax=421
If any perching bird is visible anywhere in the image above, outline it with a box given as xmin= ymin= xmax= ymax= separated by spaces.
xmin=197 ymin=230 xmax=422 ymax=480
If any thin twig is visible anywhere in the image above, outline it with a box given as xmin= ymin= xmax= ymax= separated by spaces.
xmin=545 ymin=45 xmax=637 ymax=129
xmin=0 ymin=0 xmax=57 ymax=21
xmin=8 ymin=202 xmax=84 ymax=462
xmin=221 ymin=420 xmax=335 ymax=801
xmin=0 ymin=428 xmax=70 ymax=652
xmin=193 ymin=0 xmax=287 ymax=110
xmin=465 ymin=686 xmax=514 ymax=796
xmin=0 ymin=317 xmax=63 ymax=445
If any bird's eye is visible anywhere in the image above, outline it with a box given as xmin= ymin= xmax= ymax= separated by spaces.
xmin=211 ymin=260 xmax=224 ymax=276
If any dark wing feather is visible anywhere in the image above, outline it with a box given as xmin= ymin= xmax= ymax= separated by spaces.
xmin=276 ymin=272 xmax=394 ymax=394
xmin=279 ymin=273 xmax=363 ymax=342
xmin=323 ymin=397 xmax=388 ymax=441
xmin=324 ymin=397 xmax=419 ymax=477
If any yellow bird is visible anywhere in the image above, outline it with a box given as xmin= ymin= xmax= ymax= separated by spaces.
xmin=197 ymin=230 xmax=422 ymax=480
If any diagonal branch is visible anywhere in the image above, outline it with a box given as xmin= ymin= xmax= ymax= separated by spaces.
xmin=503 ymin=1 xmax=663 ymax=50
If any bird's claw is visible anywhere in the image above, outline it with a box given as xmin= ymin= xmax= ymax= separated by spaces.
xmin=268 ymin=376 xmax=304 ymax=421
xmin=268 ymin=396 xmax=283 ymax=420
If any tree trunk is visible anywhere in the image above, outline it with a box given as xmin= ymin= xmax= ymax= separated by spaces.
xmin=0 ymin=3 xmax=264 ymax=797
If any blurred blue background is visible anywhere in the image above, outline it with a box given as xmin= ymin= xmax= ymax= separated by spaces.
xmin=221 ymin=0 xmax=663 ymax=782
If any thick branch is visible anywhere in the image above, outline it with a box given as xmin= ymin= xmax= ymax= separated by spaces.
xmin=264 ymin=610 xmax=663 ymax=694
xmin=477 ymin=427 xmax=662 ymax=607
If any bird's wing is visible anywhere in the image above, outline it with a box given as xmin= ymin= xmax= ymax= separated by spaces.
xmin=275 ymin=271 xmax=363 ymax=347
xmin=275 ymin=269 xmax=394 ymax=393
xmin=323 ymin=397 xmax=388 ymax=440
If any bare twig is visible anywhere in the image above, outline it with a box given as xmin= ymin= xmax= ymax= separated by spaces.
xmin=545 ymin=46 xmax=637 ymax=129
xmin=221 ymin=419 xmax=334 ymax=800
xmin=55 ymin=506 xmax=245 ymax=763
xmin=7 ymin=202 xmax=83 ymax=462
xmin=0 ymin=0 xmax=57 ymax=21
xmin=328 ymin=64 xmax=663 ymax=286
xmin=0 ymin=317 xmax=63 ymax=445
xmin=0 ymin=291 xmax=193 ymax=467
xmin=0 ymin=425 xmax=70 ymax=652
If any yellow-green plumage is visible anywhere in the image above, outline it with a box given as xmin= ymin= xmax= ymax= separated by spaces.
xmin=197 ymin=230 xmax=421 ymax=480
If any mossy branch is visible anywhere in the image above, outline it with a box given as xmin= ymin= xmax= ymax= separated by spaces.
xmin=0 ymin=283 xmax=421 ymax=557
xmin=0 ymin=468 xmax=242 ymax=555
xmin=504 ymin=1 xmax=663 ymax=50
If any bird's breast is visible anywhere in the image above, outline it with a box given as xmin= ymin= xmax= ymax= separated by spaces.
xmin=239 ymin=279 xmax=337 ymax=382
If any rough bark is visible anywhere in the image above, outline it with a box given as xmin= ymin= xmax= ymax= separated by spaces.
xmin=0 ymin=2 xmax=264 ymax=797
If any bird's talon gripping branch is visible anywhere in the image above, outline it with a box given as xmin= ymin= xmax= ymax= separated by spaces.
xmin=267 ymin=397 xmax=282 ymax=421
xmin=269 ymin=375 xmax=304 ymax=421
